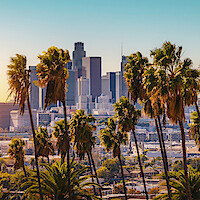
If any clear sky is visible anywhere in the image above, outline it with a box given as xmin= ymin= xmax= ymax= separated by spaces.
xmin=0 ymin=0 xmax=200 ymax=102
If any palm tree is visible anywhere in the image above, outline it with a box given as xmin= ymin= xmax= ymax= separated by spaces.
xmin=69 ymin=109 xmax=102 ymax=198
xmin=114 ymin=97 xmax=148 ymax=200
xmin=53 ymin=120 xmax=69 ymax=164
xmin=7 ymin=54 xmax=43 ymax=200
xmin=100 ymin=117 xmax=128 ymax=200
xmin=154 ymin=168 xmax=200 ymax=200
xmin=36 ymin=46 xmax=71 ymax=198
xmin=35 ymin=127 xmax=54 ymax=163
xmin=21 ymin=160 xmax=101 ymax=200
xmin=151 ymin=41 xmax=193 ymax=200
xmin=189 ymin=111 xmax=200 ymax=150
xmin=143 ymin=65 xmax=172 ymax=199
xmin=8 ymin=138 xmax=27 ymax=177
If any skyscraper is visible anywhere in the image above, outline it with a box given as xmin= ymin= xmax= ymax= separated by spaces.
xmin=29 ymin=66 xmax=39 ymax=110
xmin=121 ymin=56 xmax=128 ymax=97
xmin=101 ymin=72 xmax=116 ymax=103
xmin=66 ymin=68 xmax=76 ymax=106
xmin=82 ymin=57 xmax=101 ymax=102
xmin=115 ymin=71 xmax=122 ymax=102
xmin=72 ymin=42 xmax=86 ymax=78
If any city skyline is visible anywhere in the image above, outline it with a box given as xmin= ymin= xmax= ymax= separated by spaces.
xmin=1 ymin=0 xmax=200 ymax=102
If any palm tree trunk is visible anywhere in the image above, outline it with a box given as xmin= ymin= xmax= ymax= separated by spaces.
xmin=132 ymin=128 xmax=148 ymax=200
xmin=89 ymin=151 xmax=102 ymax=198
xmin=87 ymin=152 xmax=96 ymax=195
xmin=22 ymin=164 xmax=27 ymax=177
xmin=157 ymin=116 xmax=169 ymax=171
xmin=179 ymin=120 xmax=193 ymax=200
xmin=27 ymin=96 xmax=43 ymax=200
xmin=118 ymin=152 xmax=127 ymax=200
xmin=195 ymin=102 xmax=200 ymax=119
xmin=155 ymin=117 xmax=171 ymax=200
xmin=62 ymin=100 xmax=71 ymax=199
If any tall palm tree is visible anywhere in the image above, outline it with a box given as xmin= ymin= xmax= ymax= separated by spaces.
xmin=53 ymin=120 xmax=69 ymax=164
xmin=151 ymin=41 xmax=193 ymax=200
xmin=114 ymin=97 xmax=148 ymax=200
xmin=7 ymin=54 xmax=43 ymax=200
xmin=36 ymin=46 xmax=71 ymax=198
xmin=35 ymin=127 xmax=54 ymax=163
xmin=20 ymin=160 xmax=101 ymax=200
xmin=124 ymin=52 xmax=150 ymax=199
xmin=8 ymin=138 xmax=27 ymax=177
xmin=143 ymin=65 xmax=172 ymax=199
xmin=100 ymin=117 xmax=128 ymax=200
xmin=69 ymin=109 xmax=102 ymax=198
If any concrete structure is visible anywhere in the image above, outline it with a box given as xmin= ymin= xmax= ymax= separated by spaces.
xmin=66 ymin=68 xmax=76 ymax=106
xmin=92 ymin=94 xmax=114 ymax=116
xmin=101 ymin=72 xmax=116 ymax=103
xmin=0 ymin=103 xmax=18 ymax=130
xmin=72 ymin=42 xmax=86 ymax=78
xmin=10 ymin=110 xmax=37 ymax=131
xmin=76 ymin=77 xmax=93 ymax=112
xmin=115 ymin=71 xmax=122 ymax=102
xmin=121 ymin=56 xmax=128 ymax=97
xmin=82 ymin=57 xmax=101 ymax=102
xmin=29 ymin=66 xmax=39 ymax=110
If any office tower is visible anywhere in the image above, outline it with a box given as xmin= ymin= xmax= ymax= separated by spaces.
xmin=82 ymin=57 xmax=101 ymax=102
xmin=65 ymin=61 xmax=72 ymax=70
xmin=115 ymin=71 xmax=122 ymax=102
xmin=121 ymin=56 xmax=128 ymax=97
xmin=29 ymin=66 xmax=39 ymax=110
xmin=72 ymin=42 xmax=86 ymax=78
xmin=76 ymin=77 xmax=93 ymax=112
xmin=0 ymin=103 xmax=18 ymax=130
xmin=66 ymin=69 xmax=76 ymax=106
xmin=101 ymin=75 xmax=112 ymax=99
xmin=101 ymin=72 xmax=116 ymax=103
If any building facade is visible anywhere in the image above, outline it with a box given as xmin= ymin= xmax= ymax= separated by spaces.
xmin=82 ymin=57 xmax=101 ymax=102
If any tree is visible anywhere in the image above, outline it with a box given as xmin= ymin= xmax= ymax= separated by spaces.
xmin=8 ymin=138 xmax=27 ymax=177
xmin=100 ymin=117 xmax=128 ymax=200
xmin=53 ymin=120 xmax=70 ymax=165
xmin=114 ymin=96 xmax=148 ymax=200
xmin=36 ymin=46 xmax=71 ymax=198
xmin=21 ymin=160 xmax=101 ymax=200
xmin=151 ymin=41 xmax=194 ymax=200
xmin=35 ymin=127 xmax=54 ymax=163
xmin=69 ymin=109 xmax=102 ymax=197
xmin=7 ymin=54 xmax=43 ymax=199
xmin=189 ymin=111 xmax=200 ymax=150
xmin=142 ymin=65 xmax=171 ymax=199
xmin=154 ymin=168 xmax=200 ymax=200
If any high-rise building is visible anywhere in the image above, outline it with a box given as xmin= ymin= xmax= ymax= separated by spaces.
xmin=115 ymin=71 xmax=122 ymax=102
xmin=121 ymin=56 xmax=128 ymax=97
xmin=72 ymin=42 xmax=86 ymax=78
xmin=76 ymin=77 xmax=93 ymax=112
xmin=82 ymin=57 xmax=101 ymax=102
xmin=101 ymin=72 xmax=116 ymax=103
xmin=0 ymin=103 xmax=18 ymax=130
xmin=66 ymin=69 xmax=76 ymax=106
xmin=29 ymin=66 xmax=39 ymax=110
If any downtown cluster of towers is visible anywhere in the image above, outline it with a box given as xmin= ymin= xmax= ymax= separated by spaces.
xmin=29 ymin=42 xmax=128 ymax=113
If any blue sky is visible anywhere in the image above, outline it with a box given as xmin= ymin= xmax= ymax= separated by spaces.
xmin=0 ymin=0 xmax=200 ymax=102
